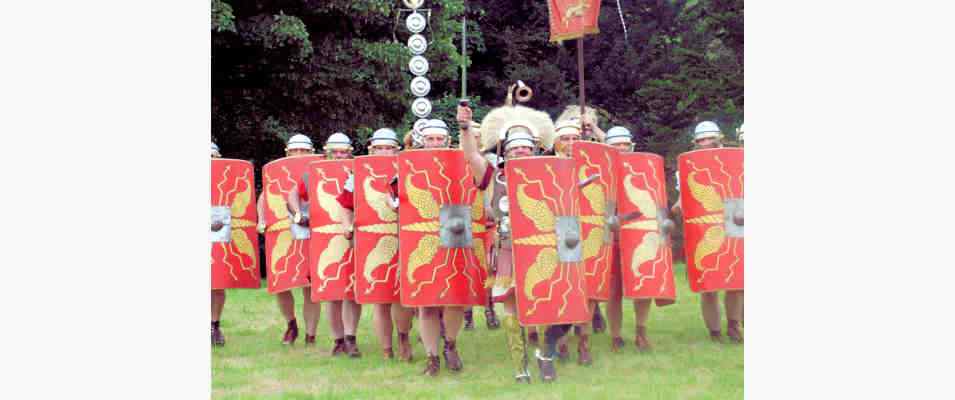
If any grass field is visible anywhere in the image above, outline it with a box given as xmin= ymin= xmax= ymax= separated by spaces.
xmin=212 ymin=263 xmax=743 ymax=399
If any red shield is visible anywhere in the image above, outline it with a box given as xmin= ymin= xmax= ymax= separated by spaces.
xmin=397 ymin=149 xmax=488 ymax=307
xmin=353 ymin=155 xmax=401 ymax=304
xmin=307 ymin=160 xmax=356 ymax=301
xmin=507 ymin=157 xmax=589 ymax=326
xmin=678 ymin=148 xmax=744 ymax=293
xmin=547 ymin=0 xmax=602 ymax=42
xmin=617 ymin=153 xmax=676 ymax=304
xmin=262 ymin=155 xmax=324 ymax=294
xmin=572 ymin=141 xmax=619 ymax=301
xmin=211 ymin=159 xmax=260 ymax=289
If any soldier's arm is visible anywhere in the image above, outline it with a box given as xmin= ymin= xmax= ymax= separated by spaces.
xmin=457 ymin=104 xmax=486 ymax=182
xmin=287 ymin=184 xmax=302 ymax=216
xmin=341 ymin=208 xmax=354 ymax=239
xmin=257 ymin=192 xmax=266 ymax=233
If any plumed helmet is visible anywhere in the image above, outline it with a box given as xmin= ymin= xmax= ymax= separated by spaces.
xmin=286 ymin=133 xmax=315 ymax=151
xmin=369 ymin=128 xmax=401 ymax=148
xmin=605 ymin=126 xmax=633 ymax=145
xmin=211 ymin=142 xmax=221 ymax=157
xmin=324 ymin=132 xmax=353 ymax=152
xmin=693 ymin=121 xmax=722 ymax=141
xmin=480 ymin=105 xmax=555 ymax=153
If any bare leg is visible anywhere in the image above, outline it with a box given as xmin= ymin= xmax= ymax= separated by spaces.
xmin=211 ymin=289 xmax=226 ymax=322
xmin=634 ymin=298 xmax=652 ymax=351
xmin=442 ymin=306 xmax=465 ymax=371
xmin=302 ymin=287 xmax=320 ymax=336
xmin=392 ymin=303 xmax=414 ymax=333
xmin=276 ymin=290 xmax=296 ymax=321
xmin=443 ymin=306 xmax=464 ymax=342
xmin=327 ymin=300 xmax=345 ymax=339
xmin=607 ymin=273 xmax=623 ymax=346
xmin=701 ymin=292 xmax=722 ymax=339
xmin=725 ymin=290 xmax=744 ymax=342
xmin=419 ymin=306 xmax=441 ymax=356
xmin=393 ymin=303 xmax=415 ymax=362
xmin=374 ymin=304 xmax=394 ymax=351
xmin=343 ymin=300 xmax=361 ymax=336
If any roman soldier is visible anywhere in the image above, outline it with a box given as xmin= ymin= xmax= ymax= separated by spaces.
xmin=460 ymin=98 xmax=592 ymax=383
xmin=288 ymin=132 xmax=364 ymax=357
xmin=256 ymin=134 xmax=323 ymax=346
xmin=336 ymin=128 xmax=416 ymax=361
xmin=398 ymin=118 xmax=474 ymax=377
xmin=672 ymin=121 xmax=744 ymax=344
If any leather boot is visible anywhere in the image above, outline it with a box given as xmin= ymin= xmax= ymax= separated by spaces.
xmin=536 ymin=349 xmax=557 ymax=383
xmin=727 ymin=320 xmax=743 ymax=344
xmin=397 ymin=332 xmax=413 ymax=362
xmin=422 ymin=355 xmax=440 ymax=377
xmin=212 ymin=321 xmax=225 ymax=347
xmin=344 ymin=335 xmax=362 ymax=358
xmin=611 ymin=336 xmax=625 ymax=353
xmin=463 ymin=309 xmax=474 ymax=331
xmin=282 ymin=319 xmax=299 ymax=345
xmin=635 ymin=326 xmax=652 ymax=352
xmin=443 ymin=339 xmax=463 ymax=372
xmin=485 ymin=306 xmax=500 ymax=330
xmin=577 ymin=334 xmax=593 ymax=366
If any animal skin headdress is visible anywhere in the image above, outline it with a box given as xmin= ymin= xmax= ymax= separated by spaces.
xmin=480 ymin=104 xmax=555 ymax=154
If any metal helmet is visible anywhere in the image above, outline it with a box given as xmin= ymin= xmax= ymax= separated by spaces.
xmin=324 ymin=132 xmax=353 ymax=152
xmin=500 ymin=124 xmax=538 ymax=152
xmin=369 ymin=128 xmax=401 ymax=148
xmin=737 ymin=123 xmax=745 ymax=143
xmin=211 ymin=142 xmax=221 ymax=158
xmin=286 ymin=134 xmax=315 ymax=151
xmin=605 ymin=126 xmax=633 ymax=146
xmin=419 ymin=119 xmax=450 ymax=146
xmin=554 ymin=118 xmax=582 ymax=139
xmin=693 ymin=121 xmax=722 ymax=141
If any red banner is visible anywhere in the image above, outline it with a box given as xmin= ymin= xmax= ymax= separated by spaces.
xmin=397 ymin=149 xmax=488 ymax=307
xmin=262 ymin=155 xmax=324 ymax=294
xmin=547 ymin=0 xmax=602 ymax=42
xmin=507 ymin=157 xmax=589 ymax=326
xmin=211 ymin=159 xmax=260 ymax=289
xmin=617 ymin=153 xmax=676 ymax=304
xmin=678 ymin=148 xmax=744 ymax=293
xmin=308 ymin=159 xmax=356 ymax=302
xmin=353 ymin=155 xmax=401 ymax=304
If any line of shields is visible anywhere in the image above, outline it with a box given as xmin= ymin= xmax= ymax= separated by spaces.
xmin=211 ymin=146 xmax=743 ymax=327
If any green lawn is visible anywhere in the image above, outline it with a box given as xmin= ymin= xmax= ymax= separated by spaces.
xmin=212 ymin=263 xmax=743 ymax=399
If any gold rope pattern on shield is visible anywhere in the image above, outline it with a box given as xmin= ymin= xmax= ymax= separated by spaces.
xmin=630 ymin=232 xmax=660 ymax=292
xmin=363 ymin=235 xmax=398 ymax=294
xmin=316 ymin=235 xmax=351 ymax=292
xmin=362 ymin=167 xmax=398 ymax=222
xmin=526 ymin=249 xmax=566 ymax=317
xmin=407 ymin=235 xmax=440 ymax=285
xmin=523 ymin=248 xmax=558 ymax=301
xmin=359 ymin=223 xmax=398 ymax=234
xmin=515 ymin=184 xmax=556 ymax=232
xmin=694 ymin=225 xmax=725 ymax=281
xmin=403 ymin=164 xmax=440 ymax=220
